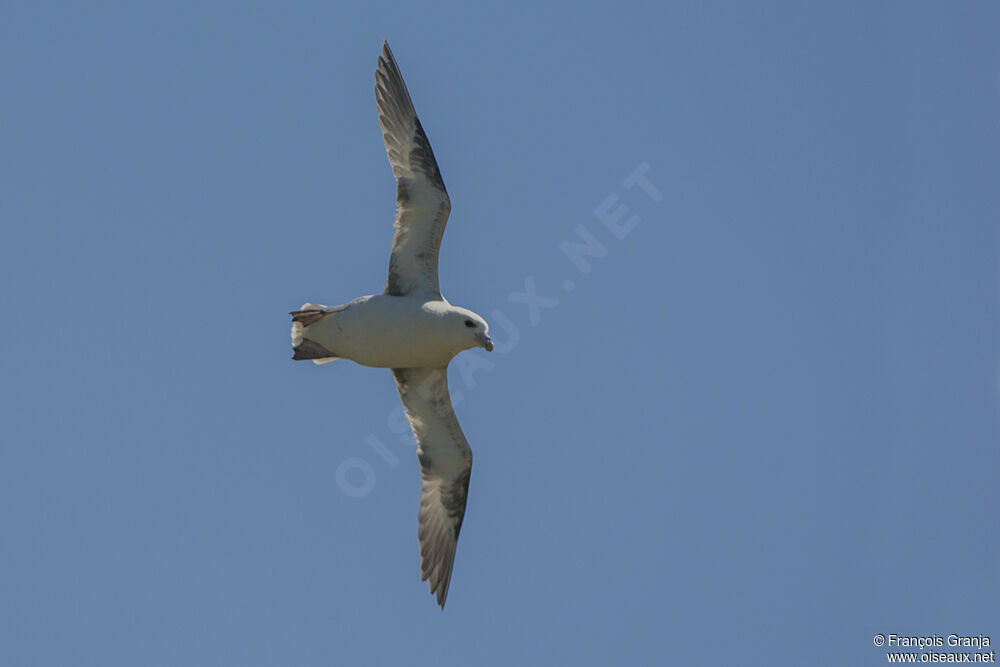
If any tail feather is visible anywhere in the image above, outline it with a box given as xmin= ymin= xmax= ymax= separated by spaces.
xmin=292 ymin=339 xmax=337 ymax=361
xmin=290 ymin=309 xmax=328 ymax=327
xmin=290 ymin=303 xmax=340 ymax=363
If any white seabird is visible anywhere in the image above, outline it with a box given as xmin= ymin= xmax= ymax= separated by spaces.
xmin=290 ymin=42 xmax=492 ymax=608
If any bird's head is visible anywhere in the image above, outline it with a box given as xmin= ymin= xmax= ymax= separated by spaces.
xmin=449 ymin=307 xmax=493 ymax=352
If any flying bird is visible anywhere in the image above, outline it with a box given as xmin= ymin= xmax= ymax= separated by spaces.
xmin=290 ymin=42 xmax=492 ymax=608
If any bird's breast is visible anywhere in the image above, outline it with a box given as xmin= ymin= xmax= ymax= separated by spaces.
xmin=331 ymin=296 xmax=456 ymax=368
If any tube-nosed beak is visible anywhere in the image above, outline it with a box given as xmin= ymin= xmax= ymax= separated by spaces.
xmin=479 ymin=334 xmax=494 ymax=352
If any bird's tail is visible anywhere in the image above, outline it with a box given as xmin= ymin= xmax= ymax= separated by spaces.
xmin=290 ymin=303 xmax=340 ymax=364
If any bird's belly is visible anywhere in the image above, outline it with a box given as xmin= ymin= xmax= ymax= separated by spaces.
xmin=319 ymin=297 xmax=455 ymax=368
xmin=347 ymin=334 xmax=453 ymax=368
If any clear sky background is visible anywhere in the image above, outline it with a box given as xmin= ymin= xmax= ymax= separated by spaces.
xmin=2 ymin=2 xmax=997 ymax=665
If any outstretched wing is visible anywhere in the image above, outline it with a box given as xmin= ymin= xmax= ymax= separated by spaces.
xmin=391 ymin=366 xmax=472 ymax=608
xmin=375 ymin=41 xmax=451 ymax=299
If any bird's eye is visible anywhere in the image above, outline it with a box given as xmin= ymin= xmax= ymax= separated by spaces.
xmin=464 ymin=319 xmax=475 ymax=328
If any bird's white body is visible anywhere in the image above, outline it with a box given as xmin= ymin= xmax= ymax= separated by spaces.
xmin=292 ymin=296 xmax=488 ymax=369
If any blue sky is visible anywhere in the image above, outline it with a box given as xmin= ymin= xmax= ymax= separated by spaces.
xmin=1 ymin=2 xmax=997 ymax=665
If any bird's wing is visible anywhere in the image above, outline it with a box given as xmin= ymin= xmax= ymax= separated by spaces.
xmin=391 ymin=366 xmax=472 ymax=608
xmin=375 ymin=41 xmax=451 ymax=300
